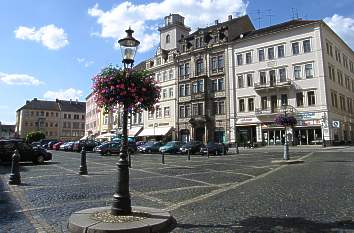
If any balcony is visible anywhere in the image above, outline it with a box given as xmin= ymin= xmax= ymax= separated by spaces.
xmin=191 ymin=92 xmax=206 ymax=101
xmin=254 ymin=79 xmax=293 ymax=92
xmin=191 ymin=70 xmax=207 ymax=79
xmin=255 ymin=108 xmax=277 ymax=116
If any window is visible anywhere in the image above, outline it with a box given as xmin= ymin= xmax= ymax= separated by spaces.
xmin=237 ymin=54 xmax=243 ymax=66
xmin=179 ymin=65 xmax=185 ymax=79
xmin=268 ymin=47 xmax=274 ymax=59
xmin=41 ymin=111 xmax=44 ymax=116
xmin=238 ymin=75 xmax=244 ymax=88
xmin=305 ymin=64 xmax=314 ymax=78
xmin=197 ymin=80 xmax=204 ymax=92
xmin=46 ymin=112 xmax=49 ymax=117
xmin=269 ymin=70 xmax=276 ymax=86
xmin=169 ymin=69 xmax=173 ymax=80
xmin=239 ymin=99 xmax=245 ymax=112
xmin=179 ymin=85 xmax=185 ymax=96
xmin=281 ymin=94 xmax=288 ymax=106
xmin=192 ymin=103 xmax=204 ymax=116
xmin=246 ymin=52 xmax=252 ymax=64
xmin=213 ymin=78 xmax=224 ymax=91
xmin=296 ymin=92 xmax=304 ymax=107
xmin=169 ymin=88 xmax=173 ymax=97
xmin=278 ymin=45 xmax=285 ymax=58
xmin=307 ymin=91 xmax=315 ymax=106
xmin=248 ymin=98 xmax=254 ymax=111
xmin=294 ymin=66 xmax=301 ymax=79
xmin=163 ymin=71 xmax=167 ymax=81
xmin=258 ymin=49 xmax=265 ymax=62
xmin=156 ymin=107 xmax=162 ymax=118
xmin=196 ymin=59 xmax=204 ymax=75
xmin=218 ymin=78 xmax=224 ymax=91
xmin=328 ymin=64 xmax=335 ymax=80
xmin=185 ymin=105 xmax=191 ymax=117
xmin=337 ymin=70 xmax=343 ymax=86
xmin=164 ymin=107 xmax=170 ymax=117
xmin=347 ymin=98 xmax=352 ymax=113
xmin=179 ymin=106 xmax=185 ymax=118
xmin=104 ymin=115 xmax=109 ymax=125
xmin=64 ymin=114 xmax=67 ymax=119
xmin=247 ymin=74 xmax=253 ymax=87
xmin=212 ymin=80 xmax=217 ymax=91
xmin=340 ymin=95 xmax=346 ymax=111
xmin=211 ymin=57 xmax=217 ymax=73
xmin=217 ymin=55 xmax=224 ymax=71
xmin=303 ymin=39 xmax=311 ymax=53
xmin=148 ymin=111 xmax=154 ymax=119
xmin=260 ymin=71 xmax=266 ymax=85
xmin=68 ymin=114 xmax=71 ymax=119
xmin=214 ymin=101 xmax=225 ymax=115
xmin=157 ymin=57 xmax=161 ymax=65
xmin=163 ymin=89 xmax=167 ymax=98
xmin=185 ymin=84 xmax=190 ymax=96
xmin=292 ymin=42 xmax=299 ymax=55
xmin=345 ymin=76 xmax=350 ymax=89
xmin=192 ymin=82 xmax=198 ymax=93
xmin=279 ymin=68 xmax=286 ymax=82
xmin=331 ymin=92 xmax=338 ymax=108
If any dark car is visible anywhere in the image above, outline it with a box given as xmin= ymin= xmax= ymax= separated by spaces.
xmin=38 ymin=139 xmax=52 ymax=149
xmin=200 ymin=142 xmax=228 ymax=156
xmin=95 ymin=141 xmax=136 ymax=155
xmin=138 ymin=141 xmax=164 ymax=153
xmin=159 ymin=141 xmax=185 ymax=154
xmin=0 ymin=140 xmax=52 ymax=164
xmin=179 ymin=141 xmax=203 ymax=154
xmin=73 ymin=140 xmax=100 ymax=152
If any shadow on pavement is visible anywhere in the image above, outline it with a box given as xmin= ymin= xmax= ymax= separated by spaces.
xmin=177 ymin=216 xmax=354 ymax=232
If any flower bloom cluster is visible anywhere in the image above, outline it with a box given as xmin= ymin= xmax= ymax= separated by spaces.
xmin=274 ymin=114 xmax=297 ymax=127
xmin=92 ymin=65 xmax=160 ymax=113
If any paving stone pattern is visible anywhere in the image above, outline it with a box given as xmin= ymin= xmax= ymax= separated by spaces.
xmin=0 ymin=146 xmax=353 ymax=232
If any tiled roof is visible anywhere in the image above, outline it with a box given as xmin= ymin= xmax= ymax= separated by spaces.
xmin=17 ymin=99 xmax=86 ymax=113
xmin=233 ymin=19 xmax=320 ymax=41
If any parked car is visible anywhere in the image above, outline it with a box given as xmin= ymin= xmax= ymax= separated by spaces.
xmin=200 ymin=142 xmax=228 ymax=156
xmin=60 ymin=142 xmax=75 ymax=151
xmin=53 ymin=141 xmax=64 ymax=150
xmin=138 ymin=141 xmax=164 ymax=153
xmin=179 ymin=141 xmax=203 ymax=154
xmin=47 ymin=140 xmax=59 ymax=150
xmin=95 ymin=141 xmax=136 ymax=155
xmin=73 ymin=140 xmax=100 ymax=152
xmin=159 ymin=141 xmax=185 ymax=154
xmin=38 ymin=139 xmax=52 ymax=149
xmin=0 ymin=140 xmax=52 ymax=164
xmin=135 ymin=141 xmax=146 ymax=147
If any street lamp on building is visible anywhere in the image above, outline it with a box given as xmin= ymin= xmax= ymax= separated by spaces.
xmin=111 ymin=28 xmax=140 ymax=215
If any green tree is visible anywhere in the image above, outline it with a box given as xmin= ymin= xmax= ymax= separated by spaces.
xmin=25 ymin=131 xmax=45 ymax=143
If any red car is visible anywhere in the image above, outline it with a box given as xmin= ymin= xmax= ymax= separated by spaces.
xmin=53 ymin=141 xmax=64 ymax=150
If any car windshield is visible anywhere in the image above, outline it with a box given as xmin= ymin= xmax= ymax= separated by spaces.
xmin=165 ymin=141 xmax=177 ymax=146
xmin=144 ymin=142 xmax=155 ymax=147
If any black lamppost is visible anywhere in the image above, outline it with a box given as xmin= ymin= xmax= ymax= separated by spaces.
xmin=111 ymin=28 xmax=140 ymax=215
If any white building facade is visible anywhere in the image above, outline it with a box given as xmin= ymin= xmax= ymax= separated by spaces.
xmin=229 ymin=20 xmax=354 ymax=146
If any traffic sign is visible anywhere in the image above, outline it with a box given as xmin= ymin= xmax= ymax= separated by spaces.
xmin=332 ymin=121 xmax=340 ymax=128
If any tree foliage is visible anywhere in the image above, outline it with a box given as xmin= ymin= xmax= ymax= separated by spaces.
xmin=25 ymin=131 xmax=45 ymax=143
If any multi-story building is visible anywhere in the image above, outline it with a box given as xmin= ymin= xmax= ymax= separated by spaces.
xmin=16 ymin=98 xmax=86 ymax=140
xmin=0 ymin=122 xmax=16 ymax=139
xmin=229 ymin=19 xmax=354 ymax=146
xmin=139 ymin=14 xmax=191 ymax=141
xmin=176 ymin=15 xmax=254 ymax=143
xmin=85 ymin=92 xmax=100 ymax=137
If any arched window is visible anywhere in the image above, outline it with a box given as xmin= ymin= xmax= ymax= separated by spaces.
xmin=166 ymin=34 xmax=170 ymax=44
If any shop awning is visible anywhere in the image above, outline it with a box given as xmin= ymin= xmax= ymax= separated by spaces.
xmin=96 ymin=133 xmax=116 ymax=139
xmin=128 ymin=126 xmax=143 ymax=137
xmin=137 ymin=127 xmax=172 ymax=137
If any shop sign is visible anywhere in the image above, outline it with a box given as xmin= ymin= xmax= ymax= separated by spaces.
xmin=236 ymin=117 xmax=261 ymax=124
xmin=332 ymin=121 xmax=340 ymax=128
xmin=296 ymin=112 xmax=316 ymax=119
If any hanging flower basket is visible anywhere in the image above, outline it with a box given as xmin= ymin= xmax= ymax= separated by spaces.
xmin=274 ymin=114 xmax=297 ymax=127
xmin=92 ymin=65 xmax=160 ymax=113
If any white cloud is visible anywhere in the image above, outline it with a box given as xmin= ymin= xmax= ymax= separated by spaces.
xmin=14 ymin=24 xmax=69 ymax=50
xmin=88 ymin=0 xmax=247 ymax=53
xmin=324 ymin=14 xmax=354 ymax=48
xmin=43 ymin=88 xmax=83 ymax=100
xmin=0 ymin=72 xmax=43 ymax=85
xmin=76 ymin=57 xmax=94 ymax=67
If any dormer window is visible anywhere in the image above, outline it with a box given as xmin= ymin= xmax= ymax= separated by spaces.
xmin=166 ymin=34 xmax=170 ymax=44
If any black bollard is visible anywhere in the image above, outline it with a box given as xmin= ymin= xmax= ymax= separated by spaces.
xmin=8 ymin=149 xmax=21 ymax=185
xmin=236 ymin=143 xmax=239 ymax=154
xmin=128 ymin=152 xmax=131 ymax=168
xmin=161 ymin=152 xmax=165 ymax=164
xmin=207 ymin=150 xmax=209 ymax=158
xmin=187 ymin=149 xmax=191 ymax=161
xmin=79 ymin=146 xmax=88 ymax=175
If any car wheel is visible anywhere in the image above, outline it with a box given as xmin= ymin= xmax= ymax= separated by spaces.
xmin=34 ymin=155 xmax=44 ymax=165
xmin=147 ymin=149 xmax=152 ymax=153
xmin=106 ymin=150 xmax=111 ymax=156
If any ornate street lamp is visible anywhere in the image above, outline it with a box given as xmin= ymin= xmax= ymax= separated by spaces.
xmin=118 ymin=27 xmax=140 ymax=68
xmin=111 ymin=28 xmax=140 ymax=215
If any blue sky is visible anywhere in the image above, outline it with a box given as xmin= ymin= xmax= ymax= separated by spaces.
xmin=0 ymin=0 xmax=353 ymax=124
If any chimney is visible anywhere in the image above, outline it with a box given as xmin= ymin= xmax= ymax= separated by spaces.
xmin=26 ymin=100 xmax=30 ymax=104
xmin=33 ymin=98 xmax=37 ymax=101
xmin=56 ymin=99 xmax=59 ymax=102
xmin=228 ymin=15 xmax=232 ymax=21
xmin=70 ymin=99 xmax=72 ymax=104
xmin=215 ymin=20 xmax=219 ymax=25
